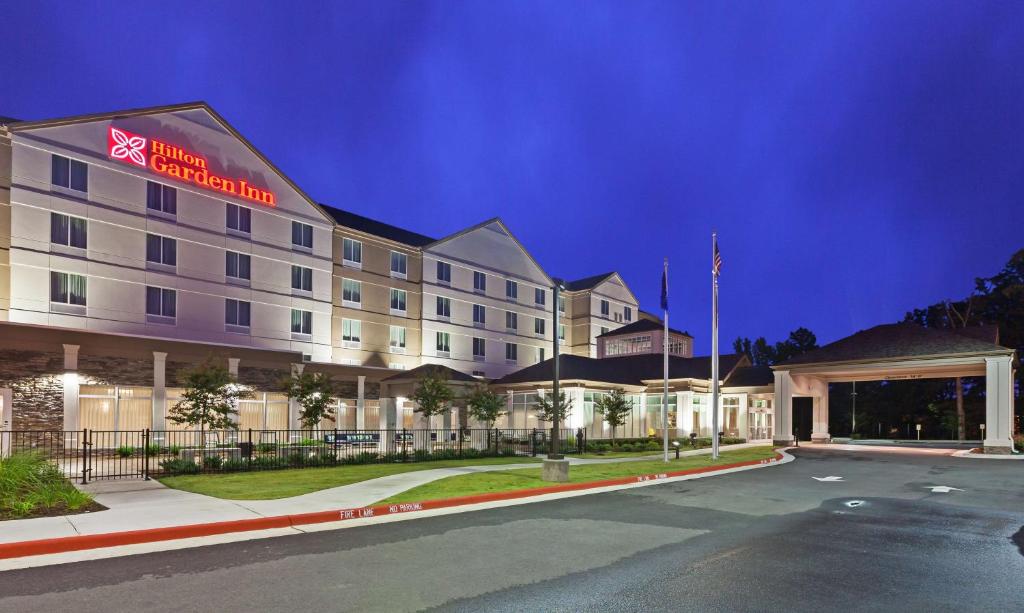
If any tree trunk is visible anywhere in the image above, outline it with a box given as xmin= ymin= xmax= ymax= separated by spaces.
xmin=955 ymin=377 xmax=965 ymax=442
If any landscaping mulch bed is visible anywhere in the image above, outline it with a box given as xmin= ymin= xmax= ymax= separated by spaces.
xmin=0 ymin=500 xmax=107 ymax=522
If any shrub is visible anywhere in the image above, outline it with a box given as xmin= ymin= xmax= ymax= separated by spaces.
xmin=0 ymin=452 xmax=95 ymax=518
xmin=145 ymin=444 xmax=162 ymax=456
xmin=160 ymin=458 xmax=200 ymax=476
xmin=221 ymin=459 xmax=248 ymax=472
xmin=256 ymin=443 xmax=277 ymax=454
xmin=287 ymin=452 xmax=307 ymax=467
xmin=342 ymin=452 xmax=380 ymax=466
xmin=116 ymin=445 xmax=135 ymax=458
xmin=299 ymin=438 xmax=319 ymax=446
xmin=167 ymin=445 xmax=181 ymax=457
xmin=412 ymin=449 xmax=433 ymax=462
xmin=203 ymin=455 xmax=224 ymax=470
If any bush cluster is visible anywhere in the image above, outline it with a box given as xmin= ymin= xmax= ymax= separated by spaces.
xmin=585 ymin=436 xmax=746 ymax=454
xmin=0 ymin=453 xmax=95 ymax=518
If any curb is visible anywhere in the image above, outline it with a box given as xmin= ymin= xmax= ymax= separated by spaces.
xmin=0 ymin=451 xmax=784 ymax=560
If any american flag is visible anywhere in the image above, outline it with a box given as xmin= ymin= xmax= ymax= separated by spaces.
xmin=713 ymin=237 xmax=723 ymax=276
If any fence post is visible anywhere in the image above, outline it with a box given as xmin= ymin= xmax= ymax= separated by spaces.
xmin=80 ymin=429 xmax=89 ymax=485
xmin=402 ymin=428 xmax=408 ymax=462
xmin=494 ymin=427 xmax=499 ymax=455
xmin=531 ymin=428 xmax=537 ymax=457
xmin=143 ymin=429 xmax=150 ymax=480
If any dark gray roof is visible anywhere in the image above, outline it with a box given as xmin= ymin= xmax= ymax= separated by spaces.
xmin=496 ymin=353 xmax=744 ymax=387
xmin=776 ymin=322 xmax=1011 ymax=367
xmin=383 ymin=364 xmax=479 ymax=383
xmin=564 ymin=272 xmax=615 ymax=292
xmin=0 ymin=116 xmax=20 ymax=125
xmin=723 ymin=365 xmax=775 ymax=388
xmin=321 ymin=204 xmax=435 ymax=247
xmin=596 ymin=319 xmax=691 ymax=338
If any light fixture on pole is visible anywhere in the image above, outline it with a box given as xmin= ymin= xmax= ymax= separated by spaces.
xmin=542 ymin=278 xmax=570 ymax=482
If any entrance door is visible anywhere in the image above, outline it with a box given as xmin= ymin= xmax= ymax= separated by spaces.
xmin=793 ymin=397 xmax=813 ymax=441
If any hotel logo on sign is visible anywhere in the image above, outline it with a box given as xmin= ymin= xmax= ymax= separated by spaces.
xmin=107 ymin=126 xmax=276 ymax=207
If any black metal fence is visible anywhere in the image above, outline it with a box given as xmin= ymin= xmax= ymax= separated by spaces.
xmin=0 ymin=428 xmax=586 ymax=483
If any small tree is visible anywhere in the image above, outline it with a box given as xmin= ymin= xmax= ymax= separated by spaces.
xmin=465 ymin=384 xmax=506 ymax=428
xmin=594 ymin=388 xmax=633 ymax=444
xmin=410 ymin=369 xmax=455 ymax=426
xmin=535 ymin=391 xmax=573 ymax=424
xmin=281 ymin=371 xmax=335 ymax=430
xmin=168 ymin=360 xmax=253 ymax=443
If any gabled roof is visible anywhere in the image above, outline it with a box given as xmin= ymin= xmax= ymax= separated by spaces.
xmin=775 ymin=322 xmax=1013 ymax=368
xmin=723 ymin=365 xmax=775 ymax=388
xmin=383 ymin=364 xmax=479 ymax=384
xmin=6 ymin=101 xmax=335 ymax=225
xmin=495 ymin=353 xmax=745 ymax=387
xmin=564 ymin=272 xmax=616 ymax=292
xmin=321 ymin=204 xmax=435 ymax=247
xmin=596 ymin=318 xmax=691 ymax=338
xmin=425 ymin=217 xmax=553 ymax=285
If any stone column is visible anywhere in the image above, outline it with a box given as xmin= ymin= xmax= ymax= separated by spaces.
xmin=152 ymin=352 xmax=167 ymax=433
xmin=984 ymin=356 xmax=1015 ymax=453
xmin=356 ymin=375 xmax=366 ymax=430
xmin=289 ymin=363 xmax=304 ymax=431
xmin=773 ymin=370 xmax=795 ymax=446
xmin=810 ymin=378 xmax=830 ymax=443
xmin=675 ymin=391 xmax=685 ymax=437
xmin=62 ymin=344 xmax=80 ymax=432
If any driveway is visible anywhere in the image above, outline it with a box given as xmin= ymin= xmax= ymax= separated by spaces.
xmin=0 ymin=446 xmax=1021 ymax=612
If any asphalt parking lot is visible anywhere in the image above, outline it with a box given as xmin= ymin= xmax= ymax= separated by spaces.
xmin=0 ymin=446 xmax=1021 ymax=612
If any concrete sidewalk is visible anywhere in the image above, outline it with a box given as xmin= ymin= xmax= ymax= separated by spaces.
xmin=0 ymin=442 xmax=765 ymax=545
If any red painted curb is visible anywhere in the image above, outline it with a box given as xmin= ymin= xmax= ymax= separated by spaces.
xmin=0 ymin=451 xmax=783 ymax=560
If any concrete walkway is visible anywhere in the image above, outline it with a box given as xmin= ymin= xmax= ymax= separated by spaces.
xmin=0 ymin=442 xmax=765 ymax=544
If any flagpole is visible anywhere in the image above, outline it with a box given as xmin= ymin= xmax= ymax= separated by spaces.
xmin=662 ymin=257 xmax=669 ymax=463
xmin=711 ymin=233 xmax=720 ymax=461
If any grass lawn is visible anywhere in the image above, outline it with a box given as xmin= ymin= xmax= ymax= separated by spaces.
xmin=0 ymin=453 xmax=102 ymax=520
xmin=158 ymin=456 xmax=540 ymax=500
xmin=378 ymin=446 xmax=776 ymax=505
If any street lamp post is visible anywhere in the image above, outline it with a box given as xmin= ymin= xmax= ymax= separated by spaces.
xmin=542 ymin=278 xmax=569 ymax=482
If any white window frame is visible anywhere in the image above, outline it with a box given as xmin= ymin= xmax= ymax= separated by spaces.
xmin=436 ymin=331 xmax=451 ymax=357
xmin=342 ymin=278 xmax=362 ymax=308
xmin=145 ymin=286 xmax=177 ymax=325
xmin=436 ymin=296 xmax=451 ymax=320
xmin=390 ymin=251 xmax=408 ymax=279
xmin=390 ymin=288 xmax=407 ymax=315
xmin=342 ymin=318 xmax=362 ymax=348
xmin=389 ymin=325 xmax=407 ymax=354
xmin=342 ymin=238 xmax=362 ymax=269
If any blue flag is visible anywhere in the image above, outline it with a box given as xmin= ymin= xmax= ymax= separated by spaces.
xmin=660 ymin=266 xmax=668 ymax=311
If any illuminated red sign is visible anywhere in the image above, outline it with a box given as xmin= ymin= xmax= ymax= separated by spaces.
xmin=107 ymin=126 xmax=276 ymax=207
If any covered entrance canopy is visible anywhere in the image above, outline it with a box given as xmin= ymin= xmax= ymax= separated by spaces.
xmin=771 ymin=323 xmax=1017 ymax=453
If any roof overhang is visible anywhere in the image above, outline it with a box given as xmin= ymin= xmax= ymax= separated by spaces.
xmin=493 ymin=379 xmax=646 ymax=393
xmin=773 ymin=350 xmax=1016 ymax=383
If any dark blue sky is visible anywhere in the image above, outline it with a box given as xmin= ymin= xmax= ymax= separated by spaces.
xmin=2 ymin=2 xmax=1022 ymax=354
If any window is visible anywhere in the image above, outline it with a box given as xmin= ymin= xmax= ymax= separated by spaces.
xmin=436 ymin=296 xmax=451 ymax=318
xmin=225 ymin=299 xmax=250 ymax=329
xmin=342 ymin=318 xmax=361 ymax=347
xmin=291 ymin=221 xmax=313 ymax=250
xmin=473 ymin=304 xmax=486 ymax=326
xmin=390 ymin=288 xmax=407 ymax=313
xmin=50 ymin=271 xmax=86 ymax=306
xmin=436 ymin=261 xmax=451 ymax=284
xmin=558 ymin=296 xmax=565 ymax=313
xmin=505 ymin=343 xmax=518 ymax=363
xmin=559 ymin=324 xmax=566 ymax=341
xmin=605 ymin=334 xmax=652 ymax=357
xmin=145 ymin=287 xmax=176 ymax=321
xmin=436 ymin=331 xmax=450 ymax=354
xmin=50 ymin=213 xmax=87 ymax=249
xmin=226 ymin=203 xmax=251 ymax=234
xmin=146 ymin=234 xmax=176 ymax=267
xmin=535 ymin=288 xmax=545 ymax=306
xmin=389 ymin=325 xmax=407 ymax=352
xmin=342 ymin=238 xmax=362 ymax=266
xmin=146 ymin=182 xmax=176 ymax=216
xmin=601 ymin=326 xmax=610 ymax=335
xmin=472 ymin=370 xmax=486 ymax=378
xmin=291 ymin=265 xmax=312 ymax=292
xmin=342 ymin=278 xmax=361 ymax=306
xmin=600 ymin=300 xmax=610 ymax=316
xmin=291 ymin=309 xmax=312 ymax=336
xmin=473 ymin=337 xmax=486 ymax=360
xmin=538 ymin=347 xmax=546 ymax=362
xmin=505 ymin=311 xmax=517 ymax=331
xmin=506 ymin=280 xmax=518 ymax=300
xmin=51 ymin=155 xmax=87 ymax=192
xmin=534 ymin=317 xmax=545 ymax=335
xmin=390 ymin=251 xmax=407 ymax=277
xmin=624 ymin=306 xmax=633 ymax=322
xmin=226 ymin=252 xmax=251 ymax=281
xmin=473 ymin=271 xmax=486 ymax=293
